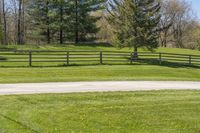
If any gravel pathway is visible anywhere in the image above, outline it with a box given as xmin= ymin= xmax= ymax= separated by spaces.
xmin=0 ymin=81 xmax=200 ymax=95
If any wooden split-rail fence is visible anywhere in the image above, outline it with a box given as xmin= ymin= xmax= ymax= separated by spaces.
xmin=0 ymin=50 xmax=200 ymax=67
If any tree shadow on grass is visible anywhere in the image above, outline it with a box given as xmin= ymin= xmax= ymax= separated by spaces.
xmin=0 ymin=113 xmax=39 ymax=133
xmin=0 ymin=47 xmax=17 ymax=51
xmin=0 ymin=56 xmax=7 ymax=61
xmin=0 ymin=63 xmax=100 ymax=68
xmin=0 ymin=59 xmax=200 ymax=69
xmin=73 ymin=42 xmax=113 ymax=47
xmin=135 ymin=59 xmax=200 ymax=69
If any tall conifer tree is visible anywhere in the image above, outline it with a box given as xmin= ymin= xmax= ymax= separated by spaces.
xmin=72 ymin=0 xmax=106 ymax=43
xmin=28 ymin=0 xmax=53 ymax=44
xmin=29 ymin=0 xmax=106 ymax=44
xmin=108 ymin=0 xmax=161 ymax=54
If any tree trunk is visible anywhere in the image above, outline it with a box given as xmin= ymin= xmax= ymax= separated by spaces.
xmin=12 ymin=0 xmax=18 ymax=44
xmin=75 ymin=0 xmax=79 ymax=44
xmin=22 ymin=0 xmax=25 ymax=44
xmin=163 ymin=31 xmax=167 ymax=47
xmin=134 ymin=46 xmax=138 ymax=60
xmin=60 ymin=4 xmax=63 ymax=44
xmin=0 ymin=0 xmax=3 ymax=44
xmin=46 ymin=0 xmax=50 ymax=44
xmin=2 ymin=0 xmax=8 ymax=45
xmin=17 ymin=0 xmax=23 ymax=45
xmin=47 ymin=28 xmax=50 ymax=44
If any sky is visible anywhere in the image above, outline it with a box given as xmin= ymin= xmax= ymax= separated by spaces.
xmin=186 ymin=0 xmax=200 ymax=20
xmin=4 ymin=0 xmax=200 ymax=20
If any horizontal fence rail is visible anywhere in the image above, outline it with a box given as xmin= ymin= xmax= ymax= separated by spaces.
xmin=0 ymin=50 xmax=200 ymax=67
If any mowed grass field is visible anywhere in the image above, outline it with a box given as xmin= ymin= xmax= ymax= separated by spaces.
xmin=0 ymin=90 xmax=200 ymax=133
xmin=0 ymin=45 xmax=200 ymax=133
xmin=0 ymin=65 xmax=200 ymax=83
xmin=1 ymin=43 xmax=200 ymax=54
xmin=0 ymin=44 xmax=200 ymax=83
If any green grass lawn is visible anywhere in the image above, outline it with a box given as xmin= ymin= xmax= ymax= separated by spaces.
xmin=0 ymin=90 xmax=200 ymax=133
xmin=0 ymin=44 xmax=200 ymax=83
xmin=1 ymin=43 xmax=200 ymax=55
xmin=0 ymin=65 xmax=200 ymax=83
xmin=1 ymin=44 xmax=200 ymax=132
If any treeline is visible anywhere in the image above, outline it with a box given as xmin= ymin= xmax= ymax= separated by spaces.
xmin=105 ymin=0 xmax=200 ymax=51
xmin=107 ymin=0 xmax=161 ymax=53
xmin=159 ymin=0 xmax=200 ymax=50
xmin=0 ymin=0 xmax=106 ymax=45
xmin=0 ymin=0 xmax=200 ymax=51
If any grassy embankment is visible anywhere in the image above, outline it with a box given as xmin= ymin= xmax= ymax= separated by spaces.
xmin=1 ymin=90 xmax=200 ymax=133
xmin=0 ymin=44 xmax=200 ymax=83
xmin=0 ymin=45 xmax=200 ymax=133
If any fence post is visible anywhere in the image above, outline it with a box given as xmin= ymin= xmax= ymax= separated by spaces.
xmin=29 ymin=50 xmax=32 ymax=67
xmin=133 ymin=51 xmax=138 ymax=61
xmin=189 ymin=55 xmax=192 ymax=66
xmin=100 ymin=50 xmax=103 ymax=65
xmin=67 ymin=52 xmax=69 ymax=65
xmin=159 ymin=53 xmax=162 ymax=65
xmin=130 ymin=52 xmax=133 ymax=64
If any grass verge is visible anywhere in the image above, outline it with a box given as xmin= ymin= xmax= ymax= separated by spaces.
xmin=0 ymin=44 xmax=200 ymax=83
xmin=0 ymin=65 xmax=200 ymax=83
xmin=1 ymin=44 xmax=200 ymax=55
xmin=0 ymin=90 xmax=200 ymax=133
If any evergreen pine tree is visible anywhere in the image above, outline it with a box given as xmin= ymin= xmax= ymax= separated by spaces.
xmin=50 ymin=0 xmax=71 ymax=44
xmin=108 ymin=0 xmax=161 ymax=55
xmin=0 ymin=20 xmax=2 ymax=44
xmin=28 ymin=0 xmax=53 ymax=44
xmin=28 ymin=0 xmax=106 ymax=44
xmin=0 ymin=25 xmax=2 ymax=44
xmin=72 ymin=0 xmax=106 ymax=43
xmin=0 ymin=1 xmax=2 ymax=44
